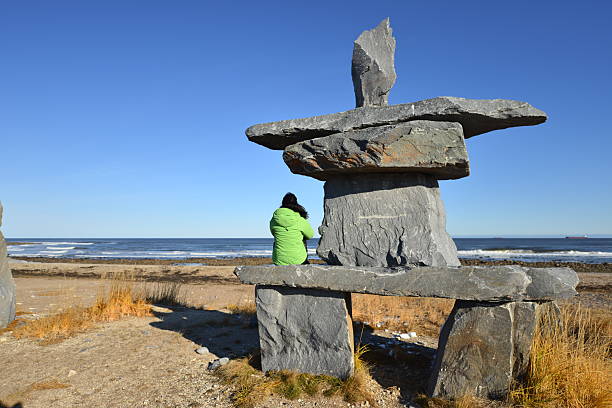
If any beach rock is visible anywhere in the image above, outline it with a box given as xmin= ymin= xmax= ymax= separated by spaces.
xmin=317 ymin=173 xmax=460 ymax=267
xmin=207 ymin=357 xmax=230 ymax=370
xmin=233 ymin=264 xmax=579 ymax=301
xmin=428 ymin=301 xmax=538 ymax=399
xmin=0 ymin=203 xmax=16 ymax=329
xmin=246 ymin=96 xmax=547 ymax=150
xmin=255 ymin=285 xmax=354 ymax=379
xmin=283 ymin=121 xmax=469 ymax=180
xmin=352 ymin=18 xmax=396 ymax=107
xmin=196 ymin=347 xmax=209 ymax=355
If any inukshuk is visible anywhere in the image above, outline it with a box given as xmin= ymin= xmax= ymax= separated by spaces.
xmin=241 ymin=19 xmax=574 ymax=399
xmin=247 ymin=18 xmax=547 ymax=268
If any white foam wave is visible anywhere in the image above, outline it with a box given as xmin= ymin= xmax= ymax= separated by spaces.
xmin=37 ymin=242 xmax=94 ymax=246
xmin=8 ymin=248 xmax=24 ymax=252
xmin=458 ymin=249 xmax=612 ymax=258
xmin=40 ymin=250 xmax=68 ymax=254
xmin=45 ymin=246 xmax=75 ymax=250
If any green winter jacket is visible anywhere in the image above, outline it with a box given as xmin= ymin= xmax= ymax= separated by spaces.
xmin=270 ymin=207 xmax=314 ymax=265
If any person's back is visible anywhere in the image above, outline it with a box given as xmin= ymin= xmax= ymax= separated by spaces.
xmin=270 ymin=193 xmax=314 ymax=265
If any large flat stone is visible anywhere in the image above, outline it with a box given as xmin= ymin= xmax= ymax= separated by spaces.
xmin=246 ymin=96 xmax=547 ymax=150
xmin=255 ymin=285 xmax=354 ymax=379
xmin=283 ymin=121 xmax=469 ymax=180
xmin=352 ymin=18 xmax=396 ymax=107
xmin=0 ymin=203 xmax=16 ymax=329
xmin=427 ymin=301 xmax=538 ymax=399
xmin=318 ymin=173 xmax=459 ymax=267
xmin=234 ymin=264 xmax=579 ymax=301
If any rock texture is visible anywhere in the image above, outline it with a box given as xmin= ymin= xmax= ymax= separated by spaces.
xmin=352 ymin=18 xmax=396 ymax=107
xmin=317 ymin=173 xmax=459 ymax=267
xmin=0 ymin=203 xmax=16 ymax=328
xmin=246 ymin=96 xmax=547 ymax=150
xmin=283 ymin=121 xmax=469 ymax=180
xmin=234 ymin=265 xmax=579 ymax=301
xmin=428 ymin=301 xmax=539 ymax=399
xmin=255 ymin=285 xmax=354 ymax=379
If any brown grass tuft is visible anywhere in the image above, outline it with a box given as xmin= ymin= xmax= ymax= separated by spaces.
xmin=1 ymin=379 xmax=71 ymax=406
xmin=12 ymin=278 xmax=151 ymax=344
xmin=143 ymin=281 xmax=186 ymax=306
xmin=352 ymin=294 xmax=454 ymax=336
xmin=216 ymin=346 xmax=377 ymax=408
xmin=508 ymin=303 xmax=612 ymax=408
xmin=227 ymin=302 xmax=257 ymax=316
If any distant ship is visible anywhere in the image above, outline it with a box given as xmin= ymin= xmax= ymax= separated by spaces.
xmin=565 ymin=235 xmax=589 ymax=239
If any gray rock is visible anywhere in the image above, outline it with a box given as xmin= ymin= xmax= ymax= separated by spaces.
xmin=283 ymin=121 xmax=469 ymax=180
xmin=352 ymin=18 xmax=396 ymax=107
xmin=234 ymin=265 xmax=579 ymax=302
xmin=207 ymin=357 xmax=230 ymax=370
xmin=255 ymin=285 xmax=354 ymax=379
xmin=0 ymin=203 xmax=16 ymax=329
xmin=246 ymin=96 xmax=547 ymax=150
xmin=196 ymin=346 xmax=209 ymax=355
xmin=428 ymin=301 xmax=538 ymax=399
xmin=318 ymin=173 xmax=460 ymax=267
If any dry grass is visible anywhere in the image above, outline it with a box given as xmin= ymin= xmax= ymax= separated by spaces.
xmin=144 ymin=281 xmax=186 ymax=306
xmin=1 ymin=379 xmax=71 ymax=406
xmin=352 ymin=294 xmax=454 ymax=336
xmin=11 ymin=277 xmax=152 ymax=344
xmin=227 ymin=302 xmax=257 ymax=316
xmin=508 ymin=303 xmax=612 ymax=408
xmin=216 ymin=346 xmax=376 ymax=408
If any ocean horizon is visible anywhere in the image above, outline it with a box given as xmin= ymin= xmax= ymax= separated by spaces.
xmin=6 ymin=237 xmax=612 ymax=264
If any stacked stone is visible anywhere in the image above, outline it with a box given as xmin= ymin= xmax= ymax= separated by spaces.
xmin=0 ymin=202 xmax=16 ymax=329
xmin=246 ymin=18 xmax=547 ymax=268
xmin=243 ymin=18 xmax=566 ymax=400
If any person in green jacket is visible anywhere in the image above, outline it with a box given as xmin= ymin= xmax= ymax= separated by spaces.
xmin=270 ymin=193 xmax=314 ymax=265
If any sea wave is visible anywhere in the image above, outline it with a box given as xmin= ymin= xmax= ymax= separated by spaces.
xmin=25 ymin=241 xmax=95 ymax=246
xmin=45 ymin=246 xmax=75 ymax=250
xmin=458 ymin=249 xmax=612 ymax=258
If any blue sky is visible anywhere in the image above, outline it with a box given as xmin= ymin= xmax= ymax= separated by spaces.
xmin=1 ymin=0 xmax=611 ymax=238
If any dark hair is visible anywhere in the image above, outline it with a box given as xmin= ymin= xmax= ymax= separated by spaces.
xmin=281 ymin=192 xmax=308 ymax=219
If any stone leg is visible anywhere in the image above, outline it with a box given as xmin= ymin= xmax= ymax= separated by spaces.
xmin=0 ymin=203 xmax=16 ymax=329
xmin=317 ymin=173 xmax=459 ymax=267
xmin=255 ymin=285 xmax=354 ymax=379
xmin=427 ymin=300 xmax=538 ymax=399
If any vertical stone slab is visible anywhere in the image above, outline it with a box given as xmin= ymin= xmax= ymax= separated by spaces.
xmin=0 ymin=203 xmax=16 ymax=328
xmin=317 ymin=173 xmax=460 ymax=267
xmin=255 ymin=285 xmax=354 ymax=379
xmin=352 ymin=18 xmax=396 ymax=107
xmin=428 ymin=301 xmax=537 ymax=399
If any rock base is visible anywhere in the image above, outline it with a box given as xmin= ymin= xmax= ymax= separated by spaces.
xmin=317 ymin=173 xmax=459 ymax=267
xmin=0 ymin=204 xmax=16 ymax=329
xmin=428 ymin=300 xmax=541 ymax=399
xmin=255 ymin=285 xmax=354 ymax=379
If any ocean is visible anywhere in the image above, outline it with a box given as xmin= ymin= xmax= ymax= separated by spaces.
xmin=5 ymin=237 xmax=612 ymax=263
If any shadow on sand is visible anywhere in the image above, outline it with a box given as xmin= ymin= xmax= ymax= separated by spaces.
xmin=149 ymin=305 xmax=259 ymax=359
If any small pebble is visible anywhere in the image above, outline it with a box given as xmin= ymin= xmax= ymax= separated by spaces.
xmin=68 ymin=370 xmax=77 ymax=377
xmin=196 ymin=347 xmax=209 ymax=355
xmin=207 ymin=357 xmax=230 ymax=370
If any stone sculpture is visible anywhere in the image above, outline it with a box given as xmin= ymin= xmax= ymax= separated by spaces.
xmin=242 ymin=18 xmax=570 ymax=399
xmin=246 ymin=21 xmax=546 ymax=267
xmin=0 ymin=202 xmax=16 ymax=329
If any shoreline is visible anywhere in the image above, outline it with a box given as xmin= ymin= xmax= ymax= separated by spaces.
xmin=9 ymin=255 xmax=612 ymax=273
